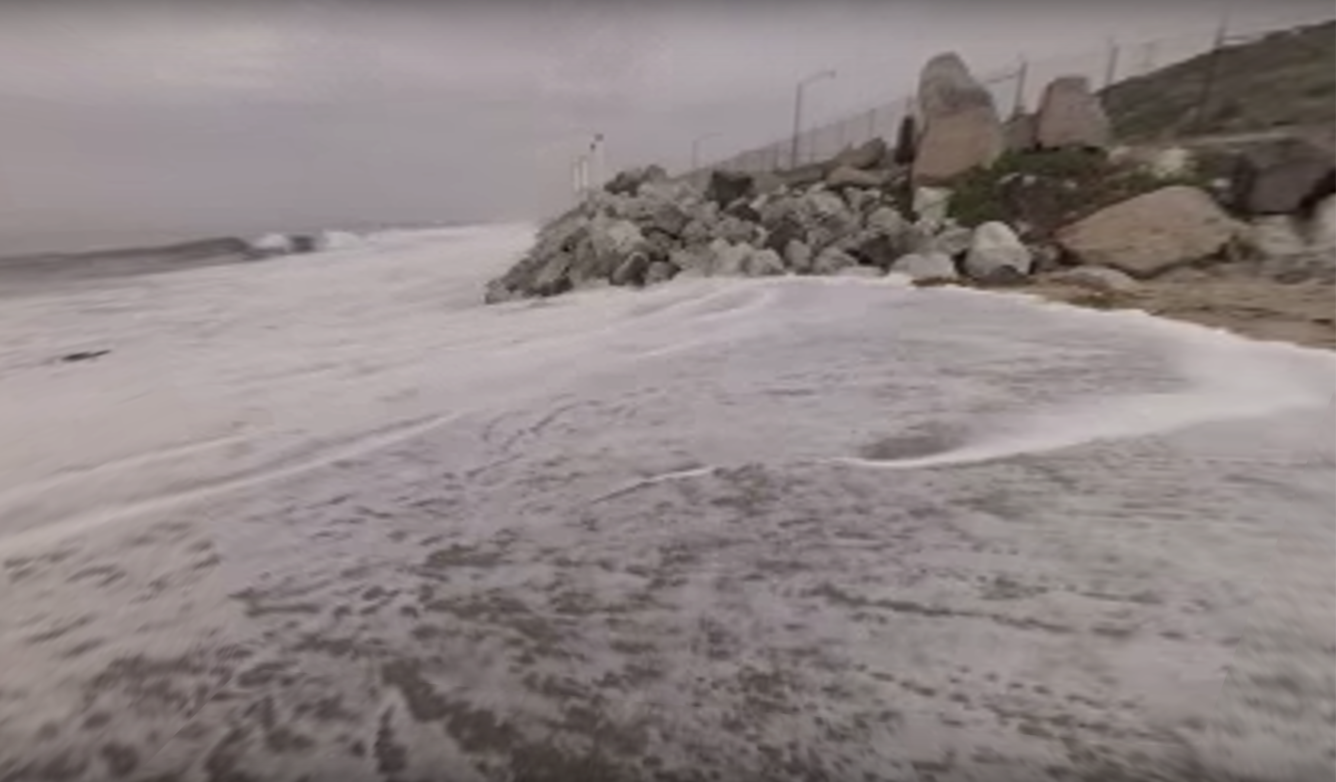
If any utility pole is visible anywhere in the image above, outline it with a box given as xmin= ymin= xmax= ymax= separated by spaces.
xmin=789 ymin=68 xmax=837 ymax=169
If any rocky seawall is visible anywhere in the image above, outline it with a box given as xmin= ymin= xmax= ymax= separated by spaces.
xmin=487 ymin=50 xmax=1335 ymax=348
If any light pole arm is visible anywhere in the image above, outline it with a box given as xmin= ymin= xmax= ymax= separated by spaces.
xmin=789 ymin=69 xmax=836 ymax=169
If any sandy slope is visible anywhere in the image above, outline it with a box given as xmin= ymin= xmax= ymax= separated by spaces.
xmin=0 ymin=224 xmax=1332 ymax=781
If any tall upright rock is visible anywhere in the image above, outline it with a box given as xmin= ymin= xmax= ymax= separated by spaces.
xmin=1035 ymin=76 xmax=1111 ymax=150
xmin=912 ymin=53 xmax=1005 ymax=185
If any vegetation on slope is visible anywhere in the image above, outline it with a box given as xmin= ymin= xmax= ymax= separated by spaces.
xmin=1100 ymin=20 xmax=1336 ymax=141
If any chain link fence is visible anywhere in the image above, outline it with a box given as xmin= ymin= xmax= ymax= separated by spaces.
xmin=683 ymin=18 xmax=1310 ymax=183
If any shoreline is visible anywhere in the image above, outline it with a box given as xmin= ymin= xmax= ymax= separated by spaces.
xmin=1020 ymin=277 xmax=1336 ymax=351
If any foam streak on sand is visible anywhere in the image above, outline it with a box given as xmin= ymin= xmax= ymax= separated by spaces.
xmin=833 ymin=293 xmax=1336 ymax=470
xmin=0 ymin=223 xmax=1332 ymax=781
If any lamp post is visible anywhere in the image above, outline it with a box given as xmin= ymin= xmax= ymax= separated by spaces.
xmin=691 ymin=132 xmax=722 ymax=171
xmin=789 ymin=68 xmax=836 ymax=169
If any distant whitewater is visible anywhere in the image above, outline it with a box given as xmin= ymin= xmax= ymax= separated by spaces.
xmin=0 ymin=223 xmax=468 ymax=296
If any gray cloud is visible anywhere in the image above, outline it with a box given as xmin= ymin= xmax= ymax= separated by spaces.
xmin=0 ymin=0 xmax=1330 ymax=253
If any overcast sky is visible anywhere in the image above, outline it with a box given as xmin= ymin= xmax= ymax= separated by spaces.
xmin=0 ymin=0 xmax=1331 ymax=253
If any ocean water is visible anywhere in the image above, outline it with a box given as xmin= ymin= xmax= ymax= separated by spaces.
xmin=0 ymin=222 xmax=1332 ymax=781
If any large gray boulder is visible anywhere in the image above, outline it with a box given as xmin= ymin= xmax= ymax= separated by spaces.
xmin=610 ymin=251 xmax=652 ymax=287
xmin=1055 ymin=186 xmax=1241 ymax=278
xmin=912 ymin=187 xmax=952 ymax=226
xmin=784 ymin=239 xmax=814 ymax=273
xmin=865 ymin=205 xmax=909 ymax=238
xmin=708 ymin=239 xmax=751 ymax=277
xmin=928 ymin=224 xmax=974 ymax=258
xmin=1228 ymin=138 xmax=1334 ymax=216
xmin=913 ymin=53 xmax=1005 ymax=184
xmin=706 ymin=170 xmax=755 ymax=207
xmin=581 ymin=218 xmax=648 ymax=283
xmin=746 ymin=248 xmax=787 ymax=277
xmin=643 ymin=260 xmax=678 ymax=286
xmin=1034 ymin=76 xmax=1111 ymax=150
xmin=604 ymin=165 xmax=668 ymax=197
xmin=803 ymin=190 xmax=860 ymax=252
xmin=963 ymin=221 xmax=1032 ymax=280
xmin=713 ymin=215 xmax=760 ymax=245
xmin=890 ymin=252 xmax=959 ymax=283
xmin=813 ymin=247 xmax=859 ymax=275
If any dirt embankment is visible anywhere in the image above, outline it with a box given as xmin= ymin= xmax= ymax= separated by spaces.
xmin=1026 ymin=276 xmax=1335 ymax=350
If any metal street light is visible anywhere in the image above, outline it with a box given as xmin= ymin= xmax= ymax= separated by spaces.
xmin=790 ymin=68 xmax=837 ymax=169
xmin=691 ymin=132 xmax=722 ymax=171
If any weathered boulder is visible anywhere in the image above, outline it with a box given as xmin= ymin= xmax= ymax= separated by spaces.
xmin=610 ymin=251 xmax=652 ymax=287
xmin=636 ymin=200 xmax=691 ymax=237
xmin=709 ymin=239 xmax=751 ymax=277
xmin=830 ymin=137 xmax=889 ymax=170
xmin=1055 ymin=186 xmax=1241 ymax=278
xmin=890 ymin=252 xmax=959 ymax=282
xmin=826 ymin=166 xmax=893 ymax=190
xmin=763 ymin=216 xmax=805 ymax=255
xmin=963 ymin=221 xmax=1032 ymax=280
xmin=1047 ymin=265 xmax=1139 ymax=294
xmin=1003 ymin=113 xmax=1037 ymax=152
xmin=929 ymin=225 xmax=974 ymax=258
xmin=1228 ymin=138 xmax=1335 ymax=216
xmin=581 ymin=218 xmax=648 ymax=283
xmin=802 ymin=190 xmax=860 ymax=253
xmin=680 ymin=218 xmax=715 ymax=249
xmin=784 ymin=239 xmax=814 ymax=273
xmin=813 ymin=247 xmax=858 ymax=275
xmin=604 ymin=165 xmax=668 ymax=196
xmin=484 ymin=278 xmax=520 ymax=304
xmin=845 ymin=232 xmax=901 ymax=269
xmin=865 ymin=205 xmax=908 ymax=237
xmin=1244 ymin=215 xmax=1311 ymax=258
xmin=1034 ymin=76 xmax=1111 ymax=150
xmin=913 ymin=53 xmax=1005 ymax=184
xmin=843 ymin=206 xmax=911 ymax=268
xmin=746 ymin=248 xmax=787 ymax=277
xmin=644 ymin=260 xmax=678 ymax=286
xmin=706 ymin=170 xmax=755 ymax=207
xmin=670 ymin=246 xmax=712 ymax=275
xmin=844 ymin=188 xmax=882 ymax=217
xmin=713 ymin=215 xmax=760 ymax=245
xmin=724 ymin=200 xmax=762 ymax=223
xmin=913 ymin=187 xmax=952 ymax=225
